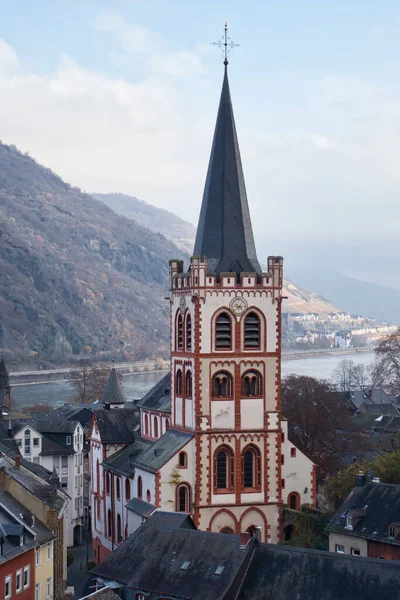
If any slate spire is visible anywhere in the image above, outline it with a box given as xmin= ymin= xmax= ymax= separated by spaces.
xmin=193 ymin=64 xmax=262 ymax=277
xmin=101 ymin=363 xmax=125 ymax=406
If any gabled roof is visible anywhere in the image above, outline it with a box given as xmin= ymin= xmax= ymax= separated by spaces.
xmin=193 ymin=65 xmax=261 ymax=278
xmin=92 ymin=511 xmax=253 ymax=599
xmin=92 ymin=409 xmax=139 ymax=444
xmin=79 ymin=588 xmax=121 ymax=600
xmin=0 ymin=503 xmax=36 ymax=563
xmin=0 ymin=491 xmax=54 ymax=544
xmin=54 ymin=405 xmax=94 ymax=428
xmin=101 ymin=438 xmax=151 ymax=476
xmin=0 ymin=456 xmax=68 ymax=514
xmin=238 ymin=543 xmax=400 ymax=600
xmin=327 ymin=482 xmax=400 ymax=545
xmin=359 ymin=403 xmax=399 ymax=416
xmin=136 ymin=372 xmax=171 ymax=414
xmin=101 ymin=368 xmax=125 ymax=405
xmin=125 ymin=498 xmax=155 ymax=518
xmin=372 ymin=415 xmax=400 ymax=433
xmin=132 ymin=429 xmax=193 ymax=473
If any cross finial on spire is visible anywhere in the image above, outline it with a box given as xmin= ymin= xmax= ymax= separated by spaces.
xmin=212 ymin=22 xmax=240 ymax=66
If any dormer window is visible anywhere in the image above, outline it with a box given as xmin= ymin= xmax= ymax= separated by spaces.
xmin=345 ymin=516 xmax=353 ymax=530
xmin=66 ymin=436 xmax=72 ymax=445
xmin=389 ymin=524 xmax=396 ymax=538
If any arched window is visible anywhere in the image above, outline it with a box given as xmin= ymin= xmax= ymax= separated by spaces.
xmin=105 ymin=471 xmax=110 ymax=495
xmin=125 ymin=478 xmax=131 ymax=501
xmin=116 ymin=477 xmax=121 ymax=500
xmin=107 ymin=509 xmax=112 ymax=538
xmin=178 ymin=451 xmax=187 ymax=468
xmin=146 ymin=490 xmax=151 ymax=503
xmin=177 ymin=313 xmax=183 ymax=350
xmin=153 ymin=417 xmax=159 ymax=439
xmin=242 ymin=445 xmax=261 ymax=490
xmin=137 ymin=476 xmax=142 ymax=499
xmin=288 ymin=493 xmax=300 ymax=511
xmin=186 ymin=314 xmax=192 ymax=351
xmin=125 ymin=523 xmax=129 ymax=540
xmin=214 ymin=446 xmax=234 ymax=490
xmin=117 ymin=514 xmax=122 ymax=543
xmin=176 ymin=484 xmax=191 ymax=512
xmin=244 ymin=312 xmax=261 ymax=349
xmin=144 ymin=413 xmax=149 ymax=436
xmin=215 ymin=312 xmax=232 ymax=349
xmin=176 ymin=370 xmax=182 ymax=396
xmin=165 ymin=419 xmax=170 ymax=432
xmin=185 ymin=371 xmax=192 ymax=398
xmin=220 ymin=526 xmax=234 ymax=535
xmin=242 ymin=370 xmax=262 ymax=397
xmin=96 ymin=459 xmax=100 ymax=493
xmin=212 ymin=371 xmax=233 ymax=398
xmin=97 ymin=498 xmax=101 ymax=520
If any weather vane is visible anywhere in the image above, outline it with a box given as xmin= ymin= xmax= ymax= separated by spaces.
xmin=212 ymin=22 xmax=240 ymax=65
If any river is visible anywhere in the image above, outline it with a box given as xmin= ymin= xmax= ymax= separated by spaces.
xmin=10 ymin=352 xmax=375 ymax=411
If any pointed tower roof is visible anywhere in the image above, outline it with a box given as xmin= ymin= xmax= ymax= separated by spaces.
xmin=101 ymin=365 xmax=125 ymax=406
xmin=0 ymin=358 xmax=9 ymax=388
xmin=193 ymin=65 xmax=261 ymax=277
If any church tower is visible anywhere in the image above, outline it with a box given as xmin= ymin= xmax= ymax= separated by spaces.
xmin=169 ymin=60 xmax=284 ymax=543
xmin=0 ymin=358 xmax=11 ymax=411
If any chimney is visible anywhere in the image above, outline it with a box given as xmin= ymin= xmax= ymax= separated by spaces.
xmin=15 ymin=456 xmax=21 ymax=469
xmin=355 ymin=472 xmax=366 ymax=488
xmin=239 ymin=532 xmax=250 ymax=548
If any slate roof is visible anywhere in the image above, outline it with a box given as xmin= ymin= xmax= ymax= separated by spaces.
xmin=101 ymin=368 xmax=125 ymax=405
xmin=359 ymin=402 xmax=399 ymax=416
xmin=54 ymin=405 xmax=95 ymax=428
xmin=125 ymin=497 xmax=155 ymax=518
xmin=136 ymin=372 xmax=171 ymax=414
xmin=348 ymin=389 xmax=394 ymax=410
xmin=92 ymin=512 xmax=253 ymax=599
xmin=237 ymin=543 xmax=400 ymax=600
xmin=372 ymin=415 xmax=400 ymax=433
xmin=79 ymin=588 xmax=121 ymax=600
xmin=327 ymin=482 xmax=400 ymax=545
xmin=101 ymin=438 xmax=151 ymax=476
xmin=0 ymin=456 xmax=68 ymax=514
xmin=0 ymin=503 xmax=36 ymax=564
xmin=93 ymin=510 xmax=400 ymax=600
xmin=0 ymin=491 xmax=54 ymax=544
xmin=193 ymin=65 xmax=261 ymax=278
xmin=132 ymin=429 xmax=193 ymax=473
xmin=93 ymin=409 xmax=139 ymax=444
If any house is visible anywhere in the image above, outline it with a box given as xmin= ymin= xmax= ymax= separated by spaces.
xmin=0 ymin=490 xmax=56 ymax=600
xmin=79 ymin=587 xmax=121 ymax=600
xmin=91 ymin=510 xmax=400 ymax=600
xmin=326 ymin=477 xmax=400 ymax=559
xmin=0 ymin=454 xmax=69 ymax=598
xmin=0 ymin=501 xmax=36 ymax=600
xmin=89 ymin=55 xmax=316 ymax=561
xmin=7 ymin=415 xmax=85 ymax=546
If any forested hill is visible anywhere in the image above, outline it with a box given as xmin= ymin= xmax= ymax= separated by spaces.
xmin=93 ymin=192 xmax=196 ymax=255
xmin=0 ymin=142 xmax=185 ymax=365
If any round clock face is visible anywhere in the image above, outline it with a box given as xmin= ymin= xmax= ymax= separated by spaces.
xmin=179 ymin=296 xmax=186 ymax=314
xmin=229 ymin=297 xmax=248 ymax=316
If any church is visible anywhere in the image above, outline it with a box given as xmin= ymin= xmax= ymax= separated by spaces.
xmin=89 ymin=59 xmax=316 ymax=563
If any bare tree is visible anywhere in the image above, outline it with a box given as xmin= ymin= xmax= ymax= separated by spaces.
xmin=282 ymin=375 xmax=365 ymax=481
xmin=333 ymin=359 xmax=369 ymax=392
xmin=373 ymin=329 xmax=400 ymax=396
xmin=70 ymin=361 xmax=111 ymax=404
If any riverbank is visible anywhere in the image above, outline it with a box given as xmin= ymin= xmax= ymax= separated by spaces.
xmin=281 ymin=345 xmax=374 ymax=361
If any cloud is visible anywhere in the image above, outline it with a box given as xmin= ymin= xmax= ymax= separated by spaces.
xmin=94 ymin=10 xmax=157 ymax=54
xmin=0 ymin=39 xmax=19 ymax=71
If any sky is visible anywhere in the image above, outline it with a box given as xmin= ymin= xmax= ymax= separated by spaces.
xmin=1 ymin=1 xmax=400 ymax=285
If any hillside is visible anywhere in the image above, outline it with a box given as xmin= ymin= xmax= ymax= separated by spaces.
xmin=93 ymin=192 xmax=196 ymax=255
xmin=282 ymin=280 xmax=340 ymax=315
xmin=0 ymin=142 xmax=186 ymax=365
xmin=288 ymin=269 xmax=400 ymax=324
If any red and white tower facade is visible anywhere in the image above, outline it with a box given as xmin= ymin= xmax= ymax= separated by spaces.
xmin=169 ymin=62 xmax=285 ymax=542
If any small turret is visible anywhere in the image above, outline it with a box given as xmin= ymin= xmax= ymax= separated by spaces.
xmin=101 ymin=362 xmax=125 ymax=408
xmin=0 ymin=358 xmax=11 ymax=411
